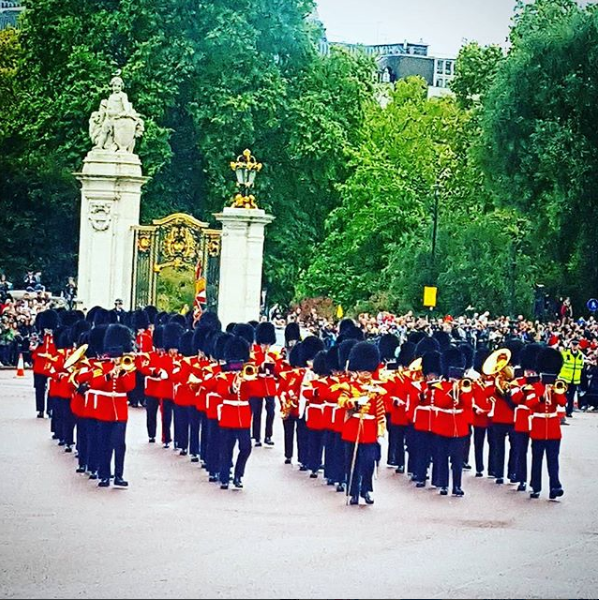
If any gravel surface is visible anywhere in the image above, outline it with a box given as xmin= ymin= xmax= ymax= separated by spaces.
xmin=0 ymin=372 xmax=596 ymax=599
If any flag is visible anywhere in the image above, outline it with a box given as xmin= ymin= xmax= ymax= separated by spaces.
xmin=193 ymin=259 xmax=207 ymax=325
xmin=336 ymin=305 xmax=344 ymax=319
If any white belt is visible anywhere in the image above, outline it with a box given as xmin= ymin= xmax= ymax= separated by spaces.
xmin=435 ymin=408 xmax=463 ymax=414
xmin=308 ymin=404 xmax=325 ymax=411
xmin=87 ymin=390 xmax=126 ymax=410
xmin=206 ymin=393 xmax=219 ymax=409
xmin=531 ymin=412 xmax=558 ymax=419
xmin=323 ymin=402 xmax=337 ymax=407
xmin=223 ymin=400 xmax=249 ymax=407
xmin=351 ymin=413 xmax=375 ymax=420
xmin=515 ymin=405 xmax=530 ymax=413
xmin=147 ymin=376 xmax=164 ymax=382
xmin=414 ymin=405 xmax=431 ymax=412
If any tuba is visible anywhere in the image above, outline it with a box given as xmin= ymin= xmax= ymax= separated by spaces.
xmin=482 ymin=348 xmax=514 ymax=395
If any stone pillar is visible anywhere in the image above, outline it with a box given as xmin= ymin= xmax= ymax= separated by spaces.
xmin=213 ymin=207 xmax=275 ymax=326
xmin=74 ymin=150 xmax=148 ymax=310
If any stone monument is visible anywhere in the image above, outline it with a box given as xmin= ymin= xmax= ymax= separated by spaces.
xmin=214 ymin=150 xmax=274 ymax=326
xmin=74 ymin=75 xmax=148 ymax=310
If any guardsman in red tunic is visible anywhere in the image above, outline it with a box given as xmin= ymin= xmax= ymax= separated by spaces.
xmin=88 ymin=324 xmax=136 ymax=488
xmin=173 ymin=331 xmax=195 ymax=456
xmin=471 ymin=348 xmax=493 ymax=478
xmin=338 ymin=342 xmax=386 ymax=506
xmin=216 ymin=336 xmax=254 ymax=489
xmin=277 ymin=344 xmax=304 ymax=465
xmin=434 ymin=347 xmax=473 ymax=497
xmin=130 ymin=309 xmax=153 ymax=408
xmin=526 ymin=347 xmax=567 ymax=499
xmin=377 ymin=334 xmax=400 ymax=468
xmin=48 ymin=329 xmax=75 ymax=451
xmin=247 ymin=322 xmax=280 ymax=447
xmin=321 ymin=348 xmax=343 ymax=487
xmin=282 ymin=322 xmax=301 ymax=361
xmin=304 ymin=350 xmax=330 ymax=478
xmin=141 ymin=325 xmax=163 ymax=443
xmin=30 ymin=309 xmax=59 ymax=418
xmin=510 ymin=343 xmax=542 ymax=492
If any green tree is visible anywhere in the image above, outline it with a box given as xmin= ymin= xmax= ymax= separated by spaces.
xmin=481 ymin=0 xmax=598 ymax=310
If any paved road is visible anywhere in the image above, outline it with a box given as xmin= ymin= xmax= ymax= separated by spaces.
xmin=0 ymin=372 xmax=596 ymax=599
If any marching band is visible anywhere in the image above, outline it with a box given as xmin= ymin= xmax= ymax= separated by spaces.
xmin=30 ymin=308 xmax=569 ymax=503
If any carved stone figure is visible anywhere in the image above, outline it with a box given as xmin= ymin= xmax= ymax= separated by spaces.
xmin=90 ymin=76 xmax=144 ymax=153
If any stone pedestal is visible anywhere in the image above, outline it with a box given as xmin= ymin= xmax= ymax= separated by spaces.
xmin=74 ymin=150 xmax=148 ymax=310
xmin=213 ymin=207 xmax=275 ymax=326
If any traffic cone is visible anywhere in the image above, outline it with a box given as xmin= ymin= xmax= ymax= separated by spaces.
xmin=15 ymin=353 xmax=25 ymax=378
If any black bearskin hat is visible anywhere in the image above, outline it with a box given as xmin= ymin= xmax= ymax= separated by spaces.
xmin=344 ymin=326 xmax=364 ymax=341
xmin=224 ymin=336 xmax=250 ymax=363
xmin=397 ymin=341 xmax=416 ymax=367
xmin=285 ymin=322 xmax=301 ymax=345
xmin=415 ymin=336 xmax=440 ymax=358
xmin=93 ymin=308 xmax=111 ymax=327
xmin=536 ymin=347 xmax=564 ymax=375
xmin=256 ymin=322 xmax=276 ymax=346
xmin=55 ymin=327 xmax=71 ymax=350
xmin=163 ymin=323 xmax=184 ymax=351
xmin=459 ymin=343 xmax=475 ymax=370
xmin=59 ymin=310 xmax=81 ymax=328
xmin=520 ymin=343 xmax=542 ymax=373
xmin=179 ymin=331 xmax=194 ymax=357
xmin=432 ymin=330 xmax=451 ymax=351
xmin=153 ymin=325 xmax=164 ymax=350
xmin=339 ymin=318 xmax=356 ymax=336
xmin=89 ymin=325 xmax=108 ymax=357
xmin=169 ymin=313 xmax=187 ymax=328
xmin=233 ymin=323 xmax=255 ymax=345
xmin=226 ymin=322 xmax=237 ymax=334
xmin=72 ymin=320 xmax=91 ymax=345
xmin=422 ymin=351 xmax=442 ymax=377
xmin=441 ymin=346 xmax=466 ymax=379
xmin=289 ymin=343 xmax=305 ymax=368
xmin=204 ymin=329 xmax=221 ymax=358
xmin=104 ymin=324 xmax=133 ymax=358
xmin=348 ymin=342 xmax=380 ymax=373
xmin=300 ymin=336 xmax=325 ymax=364
xmin=378 ymin=333 xmax=399 ymax=361
xmin=473 ymin=347 xmax=491 ymax=374
xmin=198 ymin=311 xmax=221 ymax=331
xmin=213 ymin=333 xmax=233 ymax=362
xmin=85 ymin=306 xmax=101 ymax=324
xmin=325 ymin=346 xmax=340 ymax=373
xmin=312 ymin=350 xmax=330 ymax=377
xmin=338 ymin=339 xmax=358 ymax=371
xmin=407 ymin=331 xmax=426 ymax=345
xmin=132 ymin=309 xmax=150 ymax=331
xmin=156 ymin=311 xmax=170 ymax=326
xmin=248 ymin=320 xmax=259 ymax=329
xmin=143 ymin=305 xmax=158 ymax=325
xmin=37 ymin=309 xmax=59 ymax=332
xmin=505 ymin=338 xmax=524 ymax=367
xmin=193 ymin=327 xmax=209 ymax=354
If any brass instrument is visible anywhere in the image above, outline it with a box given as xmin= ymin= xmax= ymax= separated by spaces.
xmin=459 ymin=378 xmax=473 ymax=393
xmin=242 ymin=363 xmax=257 ymax=379
xmin=280 ymin=392 xmax=298 ymax=419
xmin=482 ymin=348 xmax=514 ymax=395
xmin=553 ymin=378 xmax=568 ymax=395
xmin=63 ymin=344 xmax=89 ymax=370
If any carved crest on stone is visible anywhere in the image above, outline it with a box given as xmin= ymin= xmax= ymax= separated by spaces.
xmin=88 ymin=200 xmax=112 ymax=231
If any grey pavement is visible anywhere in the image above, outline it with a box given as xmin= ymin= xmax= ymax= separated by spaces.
xmin=0 ymin=372 xmax=596 ymax=599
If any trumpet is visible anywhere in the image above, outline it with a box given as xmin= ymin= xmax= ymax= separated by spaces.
xmin=459 ymin=378 xmax=473 ymax=393
xmin=553 ymin=379 xmax=568 ymax=395
xmin=242 ymin=363 xmax=257 ymax=379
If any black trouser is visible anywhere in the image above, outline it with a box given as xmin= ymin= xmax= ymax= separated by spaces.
xmin=437 ymin=436 xmax=466 ymax=490
xmin=56 ymin=398 xmax=75 ymax=446
xmin=86 ymin=418 xmax=100 ymax=475
xmin=161 ymin=399 xmax=174 ymax=445
xmin=219 ymin=428 xmax=252 ymax=484
xmin=345 ymin=441 xmax=377 ymax=498
xmin=174 ymin=404 xmax=189 ymax=450
xmin=507 ymin=429 xmax=517 ymax=479
xmin=413 ymin=429 xmax=433 ymax=484
xmin=463 ymin=426 xmax=472 ymax=465
xmin=491 ymin=423 xmax=513 ymax=479
xmin=48 ymin=395 xmax=58 ymax=435
xmin=512 ymin=431 xmax=529 ymax=485
xmin=189 ymin=407 xmax=200 ymax=456
xmin=431 ymin=433 xmax=441 ymax=487
xmin=33 ymin=373 xmax=47 ymax=414
xmin=76 ymin=417 xmax=89 ymax=469
xmin=388 ymin=423 xmax=406 ymax=468
xmin=530 ymin=439 xmax=562 ymax=493
xmin=296 ymin=417 xmax=309 ymax=466
xmin=329 ymin=431 xmax=346 ymax=484
xmin=323 ymin=430 xmax=334 ymax=479
xmin=146 ymin=396 xmax=159 ymax=440
xmin=473 ymin=426 xmax=492 ymax=474
xmin=200 ymin=412 xmax=208 ymax=461
xmin=565 ymin=384 xmax=578 ymax=416
xmin=307 ymin=428 xmax=325 ymax=473
xmin=250 ymin=396 xmax=275 ymax=442
xmin=283 ymin=416 xmax=298 ymax=460
xmin=98 ymin=421 xmax=127 ymax=481
xmin=129 ymin=373 xmax=145 ymax=407
xmin=206 ymin=417 xmax=221 ymax=477
xmin=406 ymin=425 xmax=416 ymax=474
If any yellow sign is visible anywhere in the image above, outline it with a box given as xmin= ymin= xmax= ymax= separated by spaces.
xmin=336 ymin=305 xmax=344 ymax=319
xmin=423 ymin=286 xmax=437 ymax=308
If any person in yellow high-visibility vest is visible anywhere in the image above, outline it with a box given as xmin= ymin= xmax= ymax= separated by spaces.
xmin=559 ymin=339 xmax=585 ymax=418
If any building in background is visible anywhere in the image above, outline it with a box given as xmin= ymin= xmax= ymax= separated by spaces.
xmin=0 ymin=1 xmax=23 ymax=30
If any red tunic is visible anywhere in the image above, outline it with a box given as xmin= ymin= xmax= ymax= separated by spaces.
xmin=135 ymin=330 xmax=153 ymax=353
xmin=339 ymin=379 xmax=386 ymax=445
xmin=86 ymin=361 xmax=136 ymax=422
xmin=413 ymin=381 xmax=436 ymax=433
xmin=277 ymin=367 xmax=304 ymax=420
xmin=525 ymin=382 xmax=567 ymax=440
xmin=142 ymin=351 xmax=178 ymax=399
xmin=432 ymin=380 xmax=472 ymax=438
xmin=31 ymin=334 xmax=57 ymax=376
xmin=511 ymin=376 xmax=532 ymax=434
xmin=304 ymin=378 xmax=329 ymax=431
xmin=215 ymin=371 xmax=252 ymax=429
xmin=472 ymin=379 xmax=493 ymax=428
xmin=245 ymin=345 xmax=281 ymax=398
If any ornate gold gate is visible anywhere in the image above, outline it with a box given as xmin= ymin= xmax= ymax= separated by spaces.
xmin=131 ymin=213 xmax=221 ymax=312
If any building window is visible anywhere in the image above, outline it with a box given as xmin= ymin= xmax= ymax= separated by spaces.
xmin=436 ymin=61 xmax=443 ymax=74
xmin=436 ymin=78 xmax=443 ymax=87
xmin=445 ymin=61 xmax=452 ymax=75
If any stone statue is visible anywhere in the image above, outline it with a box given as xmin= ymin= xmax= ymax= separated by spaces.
xmin=89 ymin=75 xmax=144 ymax=153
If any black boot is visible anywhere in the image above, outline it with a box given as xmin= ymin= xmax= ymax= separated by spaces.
xmin=336 ymin=483 xmax=345 ymax=493
xmin=284 ymin=458 xmax=292 ymax=465
xmin=549 ymin=487 xmax=564 ymax=499
xmin=264 ymin=438 xmax=274 ymax=446
xmin=98 ymin=479 xmax=110 ymax=488
xmin=362 ymin=492 xmax=374 ymax=505
xmin=530 ymin=491 xmax=540 ymax=499
xmin=114 ymin=477 xmax=129 ymax=488
xmin=395 ymin=465 xmax=405 ymax=474
xmin=88 ymin=472 xmax=98 ymax=480
xmin=190 ymin=455 xmax=199 ymax=463
xmin=349 ymin=496 xmax=359 ymax=505
xmin=310 ymin=472 xmax=318 ymax=479
xmin=452 ymin=488 xmax=465 ymax=497
xmin=517 ymin=482 xmax=527 ymax=492
xmin=37 ymin=412 xmax=44 ymax=419
xmin=440 ymin=487 xmax=448 ymax=496
xmin=220 ymin=482 xmax=229 ymax=490
xmin=233 ymin=477 xmax=243 ymax=489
